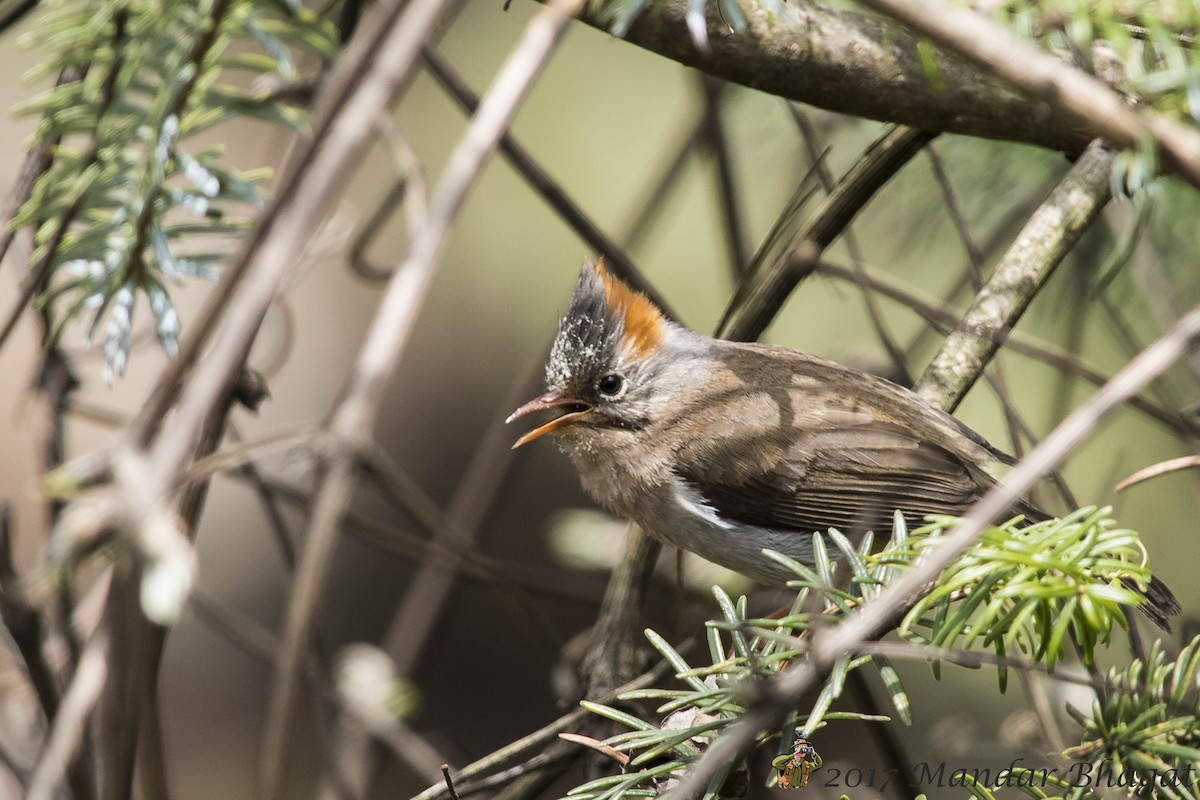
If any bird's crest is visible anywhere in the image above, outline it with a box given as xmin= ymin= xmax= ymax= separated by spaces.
xmin=546 ymin=259 xmax=665 ymax=391
xmin=591 ymin=258 xmax=664 ymax=359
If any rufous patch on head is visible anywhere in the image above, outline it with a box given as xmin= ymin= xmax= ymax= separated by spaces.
xmin=592 ymin=258 xmax=665 ymax=359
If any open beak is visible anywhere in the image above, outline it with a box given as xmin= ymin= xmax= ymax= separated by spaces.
xmin=505 ymin=392 xmax=593 ymax=449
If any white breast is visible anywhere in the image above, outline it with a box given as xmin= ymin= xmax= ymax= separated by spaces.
xmin=631 ymin=477 xmax=818 ymax=587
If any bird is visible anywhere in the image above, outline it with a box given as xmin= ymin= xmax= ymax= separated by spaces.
xmin=507 ymin=259 xmax=1179 ymax=630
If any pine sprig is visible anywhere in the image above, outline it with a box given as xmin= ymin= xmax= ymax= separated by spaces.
xmin=564 ymin=509 xmax=1168 ymax=800
xmin=1064 ymin=636 xmax=1200 ymax=800
xmin=886 ymin=507 xmax=1151 ymax=670
xmin=15 ymin=0 xmax=336 ymax=379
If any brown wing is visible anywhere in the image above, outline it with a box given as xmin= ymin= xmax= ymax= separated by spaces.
xmin=679 ymin=422 xmax=990 ymax=537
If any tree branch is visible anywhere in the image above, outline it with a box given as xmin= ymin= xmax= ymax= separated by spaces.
xmin=854 ymin=0 xmax=1200 ymax=189
xmin=915 ymin=141 xmax=1116 ymax=411
xmin=573 ymin=1 xmax=1092 ymax=154
xmin=255 ymin=1 xmax=586 ymax=797
xmin=717 ymin=125 xmax=934 ymax=342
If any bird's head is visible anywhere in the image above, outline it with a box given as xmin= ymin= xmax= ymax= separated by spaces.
xmin=507 ymin=259 xmax=679 ymax=450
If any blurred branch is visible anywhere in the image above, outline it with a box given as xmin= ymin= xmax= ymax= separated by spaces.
xmin=387 ymin=365 xmax=549 ymax=677
xmin=1115 ymin=455 xmax=1200 ymax=492
xmin=572 ymin=1 xmax=1091 ymax=154
xmin=121 ymin=0 xmax=450 ymax=454
xmin=0 ymin=0 xmax=38 ymax=35
xmin=125 ymin=369 xmax=267 ymax=800
xmin=0 ymin=509 xmax=61 ymax=721
xmin=699 ymin=77 xmax=748 ymax=279
xmin=419 ymin=45 xmax=669 ymax=315
xmin=926 ymin=144 xmax=985 ymax=290
xmin=915 ymin=141 xmax=1115 ymax=411
xmin=620 ymin=109 xmax=708 ymax=249
xmin=0 ymin=64 xmax=85 ymax=352
xmin=31 ymin=0 xmax=455 ymax=797
xmin=27 ymin=625 xmax=109 ymax=800
xmin=788 ymin=104 xmax=912 ymax=383
xmin=665 ymin=301 xmax=1200 ymax=800
xmin=815 ymin=259 xmax=1200 ymax=438
xmin=580 ymin=524 xmax=661 ymax=697
xmin=257 ymin=2 xmax=587 ymax=797
xmin=410 ymin=661 xmax=672 ymax=800
xmin=69 ymin=397 xmax=607 ymax=607
xmin=348 ymin=118 xmax=428 ymax=283
xmin=327 ymin=367 xmax=556 ymax=798
xmin=188 ymin=589 xmax=446 ymax=791
xmin=854 ymin=0 xmax=1200 ymax=190
xmin=718 ymin=125 xmax=934 ymax=342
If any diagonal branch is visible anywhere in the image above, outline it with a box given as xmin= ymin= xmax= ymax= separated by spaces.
xmin=854 ymin=0 xmax=1200 ymax=189
xmin=255 ymin=1 xmax=586 ymax=797
xmin=718 ymin=125 xmax=934 ymax=342
xmin=915 ymin=140 xmax=1116 ymax=411
xmin=572 ymin=1 xmax=1091 ymax=153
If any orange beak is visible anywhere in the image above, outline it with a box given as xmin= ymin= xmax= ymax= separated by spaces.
xmin=506 ymin=392 xmax=592 ymax=449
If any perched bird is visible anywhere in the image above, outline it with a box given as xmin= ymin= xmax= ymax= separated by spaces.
xmin=507 ymin=260 xmax=1178 ymax=629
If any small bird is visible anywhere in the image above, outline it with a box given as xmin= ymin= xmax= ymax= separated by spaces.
xmin=508 ymin=260 xmax=1178 ymax=629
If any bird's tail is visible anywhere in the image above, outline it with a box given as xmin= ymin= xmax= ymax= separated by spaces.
xmin=1121 ymin=574 xmax=1182 ymax=633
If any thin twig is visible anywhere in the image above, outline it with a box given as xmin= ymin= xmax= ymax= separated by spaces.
xmin=256 ymin=2 xmax=586 ymax=797
xmin=1097 ymin=294 xmax=1190 ymax=415
xmin=409 ymin=662 xmax=672 ymax=800
xmin=788 ymin=105 xmax=912 ymax=383
xmin=718 ymin=126 xmax=935 ymax=342
xmin=620 ymin=111 xmax=708 ymax=249
xmin=0 ymin=505 xmax=61 ymax=722
xmin=72 ymin=398 xmax=606 ymax=605
xmin=1115 ymin=455 xmax=1200 ymax=492
xmin=419 ymin=45 xmax=667 ymax=314
xmin=388 ymin=363 xmax=549 ymax=677
xmin=850 ymin=641 xmax=1098 ymax=690
xmin=348 ymin=117 xmax=428 ymax=282
xmin=1017 ymin=670 xmax=1067 ymax=754
xmin=926 ymin=144 xmax=985 ymax=290
xmin=815 ymin=260 xmax=1200 ymax=437
xmin=699 ymin=77 xmax=748 ymax=278
xmin=900 ymin=186 xmax=1057 ymax=362
xmin=441 ymin=765 xmax=462 ymax=800
xmin=27 ymin=626 xmax=110 ymax=800
xmin=328 ymin=368 xmax=554 ymax=798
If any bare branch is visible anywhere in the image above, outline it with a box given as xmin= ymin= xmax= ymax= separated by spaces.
xmin=27 ymin=627 xmax=109 ymax=800
xmin=718 ymin=125 xmax=934 ymax=342
xmin=572 ymin=1 xmax=1091 ymax=154
xmin=256 ymin=1 xmax=587 ymax=796
xmin=854 ymin=0 xmax=1200 ymax=189
xmin=915 ymin=141 xmax=1116 ymax=411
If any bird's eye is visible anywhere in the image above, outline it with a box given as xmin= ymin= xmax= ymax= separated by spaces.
xmin=597 ymin=373 xmax=625 ymax=397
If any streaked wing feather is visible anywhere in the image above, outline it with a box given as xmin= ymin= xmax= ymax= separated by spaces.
xmin=681 ymin=425 xmax=985 ymax=536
